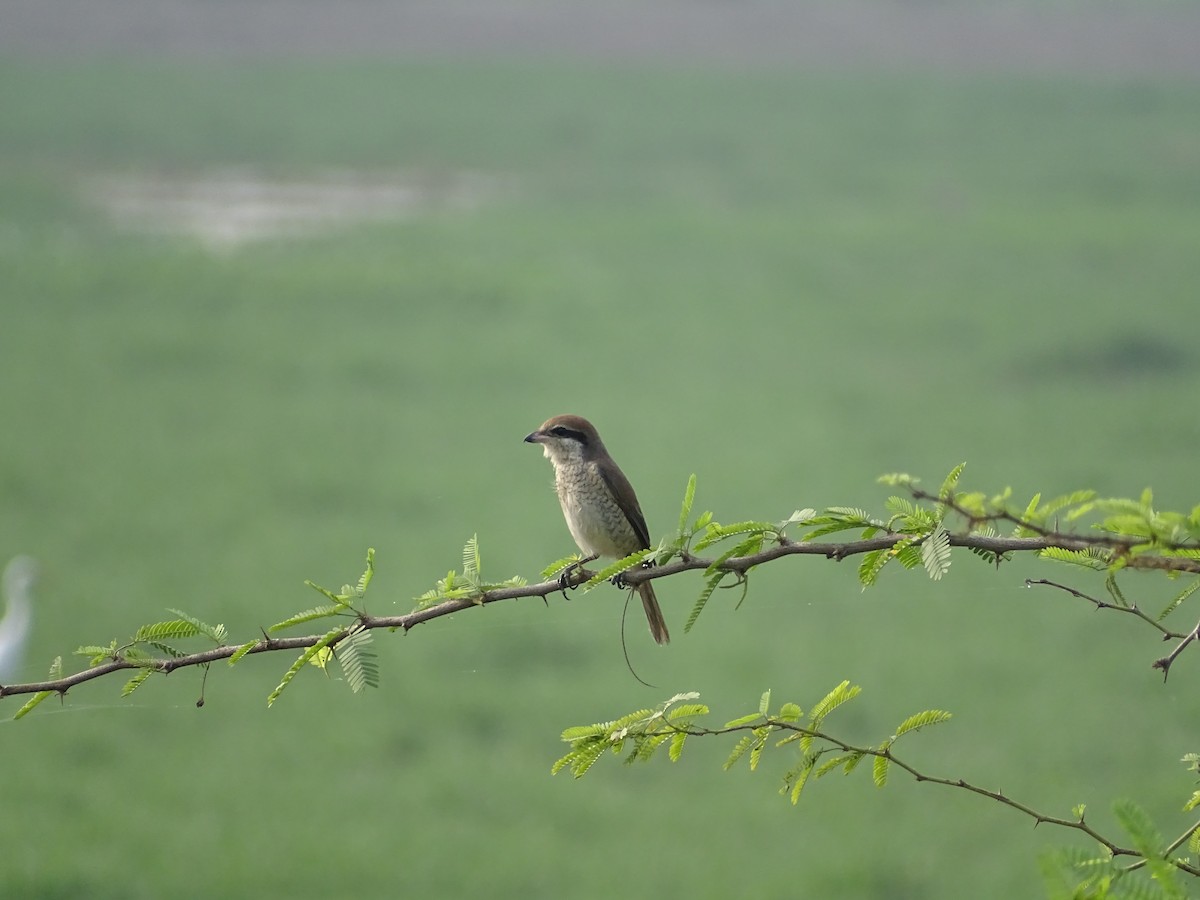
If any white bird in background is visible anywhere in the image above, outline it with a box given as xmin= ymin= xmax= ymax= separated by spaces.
xmin=0 ymin=555 xmax=37 ymax=683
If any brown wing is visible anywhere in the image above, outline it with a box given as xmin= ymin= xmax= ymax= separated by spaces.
xmin=599 ymin=463 xmax=651 ymax=550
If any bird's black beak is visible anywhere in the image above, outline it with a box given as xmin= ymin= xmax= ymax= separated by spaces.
xmin=524 ymin=431 xmax=544 ymax=444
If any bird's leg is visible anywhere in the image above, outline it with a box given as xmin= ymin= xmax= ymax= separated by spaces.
xmin=611 ymin=557 xmax=653 ymax=589
xmin=558 ymin=554 xmax=599 ymax=592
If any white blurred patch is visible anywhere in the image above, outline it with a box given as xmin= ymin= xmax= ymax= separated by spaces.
xmin=0 ymin=555 xmax=36 ymax=683
xmin=87 ymin=169 xmax=501 ymax=249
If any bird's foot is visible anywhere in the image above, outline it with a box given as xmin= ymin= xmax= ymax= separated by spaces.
xmin=611 ymin=557 xmax=653 ymax=589
xmin=558 ymin=555 xmax=599 ymax=593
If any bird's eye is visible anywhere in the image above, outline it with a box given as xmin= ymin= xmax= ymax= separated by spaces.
xmin=549 ymin=425 xmax=585 ymax=442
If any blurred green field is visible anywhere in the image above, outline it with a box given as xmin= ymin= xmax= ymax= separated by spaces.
xmin=1 ymin=59 xmax=1198 ymax=898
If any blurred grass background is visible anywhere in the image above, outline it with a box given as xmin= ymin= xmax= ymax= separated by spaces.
xmin=1 ymin=7 xmax=1199 ymax=897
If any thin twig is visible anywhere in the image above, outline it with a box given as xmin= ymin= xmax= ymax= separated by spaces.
xmin=688 ymin=719 xmax=1200 ymax=878
xmin=1152 ymin=618 xmax=1200 ymax=681
xmin=1026 ymin=578 xmax=1184 ymax=639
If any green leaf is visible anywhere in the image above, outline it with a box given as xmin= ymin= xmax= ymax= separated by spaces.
xmin=146 ymin=641 xmax=186 ymax=659
xmin=777 ymin=702 xmax=803 ymax=723
xmin=228 ymin=640 xmax=258 ymax=666
xmin=305 ymin=644 xmax=332 ymax=671
xmin=921 ymin=528 xmax=952 ymax=581
xmin=894 ymin=542 xmax=924 ymax=569
xmin=857 ymin=548 xmax=891 ymax=587
xmin=560 ymin=724 xmax=608 ymax=742
xmin=269 ymin=605 xmax=346 ymax=632
xmin=802 ymin=520 xmax=871 ymax=541
xmin=825 ymin=507 xmax=880 ymax=525
xmin=808 ymin=680 xmax=861 ymax=731
xmin=1063 ymin=500 xmax=1097 ymax=523
xmin=814 ymin=753 xmax=853 ymax=778
xmin=462 ymin=534 xmax=481 ymax=582
xmin=165 ymin=608 xmax=227 ymax=644
xmin=121 ymin=668 xmax=154 ymax=697
xmin=786 ymin=753 xmax=820 ymax=804
xmin=267 ymin=627 xmax=342 ymax=708
xmin=133 ymin=619 xmax=202 ymax=643
xmin=894 ymin=709 xmax=953 ymax=738
xmin=758 ymin=690 xmax=771 ymax=716
xmin=582 ymin=548 xmax=655 ymax=591
xmin=1104 ymin=574 xmax=1131 ymax=608
xmin=685 ymin=572 xmax=724 ymax=633
xmin=727 ymin=533 xmax=765 ymax=570
xmin=13 ymin=690 xmax=55 ymax=720
xmin=779 ymin=508 xmax=817 ymax=531
xmin=841 ymin=751 xmax=866 ymax=775
xmin=723 ymin=734 xmax=754 ymax=770
xmin=629 ymin=733 xmax=672 ymax=764
xmin=1158 ymin=578 xmax=1200 ymax=621
xmin=356 ymin=548 xmax=375 ymax=596
xmin=748 ymin=729 xmax=768 ymax=771
xmin=938 ymin=462 xmax=966 ymax=502
xmin=540 ymin=555 xmax=583 ymax=580
xmin=885 ymin=495 xmax=919 ymax=519
xmin=872 ymin=745 xmax=892 ymax=787
xmin=553 ymin=740 xmax=607 ymax=779
xmin=678 ymin=474 xmax=697 ymax=535
xmin=1038 ymin=546 xmax=1111 ymax=570
xmin=336 ymin=625 xmax=379 ymax=694
xmin=668 ymin=731 xmax=688 ymax=762
xmin=694 ymin=521 xmax=774 ymax=552
xmin=305 ymin=579 xmax=348 ymax=604
xmin=1112 ymin=799 xmax=1164 ymax=859
xmin=1187 ymin=826 xmax=1200 ymax=859
xmin=75 ymin=644 xmax=116 ymax=661
xmin=877 ymin=473 xmax=919 ymax=487
xmin=953 ymin=491 xmax=988 ymax=519
xmin=725 ymin=711 xmax=763 ymax=728
xmin=1020 ymin=492 xmax=1042 ymax=526
xmin=1041 ymin=490 xmax=1097 ymax=519
xmin=1100 ymin=514 xmax=1151 ymax=537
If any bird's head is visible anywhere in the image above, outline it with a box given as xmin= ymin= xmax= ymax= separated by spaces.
xmin=524 ymin=414 xmax=604 ymax=466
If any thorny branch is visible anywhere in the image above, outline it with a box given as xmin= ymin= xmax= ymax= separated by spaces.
xmin=680 ymin=718 xmax=1200 ymax=879
xmin=0 ymin=523 xmax=1195 ymax=703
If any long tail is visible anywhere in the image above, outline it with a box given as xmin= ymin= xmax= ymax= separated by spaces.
xmin=637 ymin=582 xmax=670 ymax=645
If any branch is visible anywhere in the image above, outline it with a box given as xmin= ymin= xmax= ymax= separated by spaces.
xmin=3 ymin=519 xmax=1197 ymax=706
xmin=689 ymin=718 xmax=1200 ymax=878
xmin=1152 ymin=617 xmax=1200 ymax=681
xmin=618 ymin=531 xmax=1200 ymax=586
xmin=1026 ymin=578 xmax=1186 ymax=639
xmin=0 ymin=575 xmax=573 ymax=701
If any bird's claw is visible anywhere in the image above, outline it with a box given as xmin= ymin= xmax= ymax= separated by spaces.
xmin=556 ymin=555 xmax=599 ymax=595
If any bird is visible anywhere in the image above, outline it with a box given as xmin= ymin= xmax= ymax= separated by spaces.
xmin=0 ymin=555 xmax=37 ymax=683
xmin=524 ymin=414 xmax=669 ymax=645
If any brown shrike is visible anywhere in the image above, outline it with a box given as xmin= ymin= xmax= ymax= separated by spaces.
xmin=525 ymin=414 xmax=670 ymax=645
